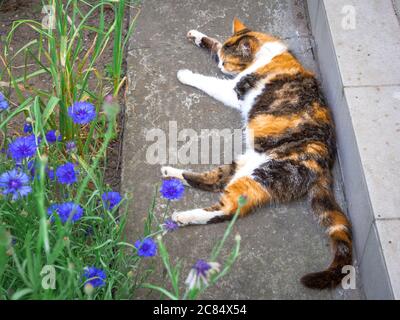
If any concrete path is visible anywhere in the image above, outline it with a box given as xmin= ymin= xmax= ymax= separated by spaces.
xmin=122 ymin=0 xmax=362 ymax=299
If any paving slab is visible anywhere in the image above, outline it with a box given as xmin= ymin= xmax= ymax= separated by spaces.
xmin=376 ymin=220 xmax=400 ymax=299
xmin=344 ymin=86 xmax=400 ymax=220
xmin=122 ymin=0 xmax=362 ymax=299
xmin=323 ymin=0 xmax=400 ymax=87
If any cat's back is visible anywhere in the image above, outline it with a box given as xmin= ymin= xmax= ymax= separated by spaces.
xmin=245 ymin=55 xmax=336 ymax=167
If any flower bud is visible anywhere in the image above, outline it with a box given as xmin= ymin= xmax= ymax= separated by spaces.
xmin=84 ymin=283 xmax=94 ymax=296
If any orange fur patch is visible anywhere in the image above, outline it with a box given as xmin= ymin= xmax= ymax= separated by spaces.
xmin=220 ymin=177 xmax=271 ymax=216
xmin=305 ymin=142 xmax=328 ymax=157
xmin=302 ymin=159 xmax=321 ymax=172
xmin=312 ymin=103 xmax=331 ymax=123
xmin=327 ymin=210 xmax=351 ymax=243
xmin=258 ymin=52 xmax=313 ymax=79
xmin=248 ymin=113 xmax=303 ymax=137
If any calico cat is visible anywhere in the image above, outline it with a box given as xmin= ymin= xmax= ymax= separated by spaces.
xmin=161 ymin=18 xmax=352 ymax=290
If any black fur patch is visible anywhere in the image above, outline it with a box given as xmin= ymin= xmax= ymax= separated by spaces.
xmin=248 ymin=74 xmax=325 ymax=118
xmin=253 ymin=160 xmax=316 ymax=201
xmin=234 ymin=74 xmax=260 ymax=100
xmin=234 ymin=28 xmax=251 ymax=36
xmin=207 ymin=214 xmax=232 ymax=224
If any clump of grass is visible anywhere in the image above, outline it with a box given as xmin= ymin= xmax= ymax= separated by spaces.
xmin=1 ymin=0 xmax=139 ymax=144
xmin=0 ymin=0 xmax=241 ymax=300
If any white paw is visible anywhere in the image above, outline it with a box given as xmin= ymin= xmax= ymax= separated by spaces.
xmin=161 ymin=166 xmax=190 ymax=186
xmin=177 ymin=69 xmax=195 ymax=85
xmin=172 ymin=209 xmax=224 ymax=226
xmin=161 ymin=166 xmax=184 ymax=179
xmin=171 ymin=211 xmax=191 ymax=226
xmin=187 ymin=30 xmax=206 ymax=47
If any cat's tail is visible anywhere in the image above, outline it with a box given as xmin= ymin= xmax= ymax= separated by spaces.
xmin=301 ymin=178 xmax=353 ymax=290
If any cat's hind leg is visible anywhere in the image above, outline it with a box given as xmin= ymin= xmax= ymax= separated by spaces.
xmin=172 ymin=176 xmax=271 ymax=226
xmin=161 ymin=163 xmax=236 ymax=192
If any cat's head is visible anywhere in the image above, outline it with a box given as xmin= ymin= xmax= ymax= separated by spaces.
xmin=217 ymin=18 xmax=280 ymax=75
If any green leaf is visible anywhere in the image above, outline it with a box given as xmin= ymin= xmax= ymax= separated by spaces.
xmin=141 ymin=284 xmax=178 ymax=300
xmin=42 ymin=96 xmax=60 ymax=126
xmin=0 ymin=97 xmax=33 ymax=130
xmin=0 ymin=227 xmax=9 ymax=280
xmin=11 ymin=288 xmax=33 ymax=300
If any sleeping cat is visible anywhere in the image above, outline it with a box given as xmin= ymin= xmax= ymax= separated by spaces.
xmin=161 ymin=18 xmax=352 ymax=290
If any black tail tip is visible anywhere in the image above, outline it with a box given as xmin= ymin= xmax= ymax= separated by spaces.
xmin=301 ymin=270 xmax=343 ymax=290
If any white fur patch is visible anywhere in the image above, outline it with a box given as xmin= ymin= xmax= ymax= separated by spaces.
xmin=161 ymin=166 xmax=184 ymax=179
xmin=172 ymin=209 xmax=224 ymax=225
xmin=239 ymin=82 xmax=265 ymax=119
xmin=177 ymin=69 xmax=239 ymax=109
xmin=240 ymin=41 xmax=287 ymax=78
xmin=187 ymin=30 xmax=206 ymax=47
xmin=161 ymin=166 xmax=190 ymax=186
xmin=327 ymin=224 xmax=348 ymax=236
xmin=229 ymin=150 xmax=271 ymax=185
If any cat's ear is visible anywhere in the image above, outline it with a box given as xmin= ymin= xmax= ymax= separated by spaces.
xmin=232 ymin=17 xmax=247 ymax=34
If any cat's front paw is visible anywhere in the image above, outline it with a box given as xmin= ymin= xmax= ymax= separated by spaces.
xmin=177 ymin=69 xmax=195 ymax=85
xmin=172 ymin=211 xmax=192 ymax=226
xmin=187 ymin=30 xmax=207 ymax=47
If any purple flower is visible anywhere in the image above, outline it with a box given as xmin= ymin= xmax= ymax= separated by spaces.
xmin=56 ymin=162 xmax=78 ymax=184
xmin=45 ymin=130 xmax=62 ymax=144
xmin=23 ymin=123 xmax=33 ymax=133
xmin=163 ymin=219 xmax=179 ymax=232
xmin=68 ymin=101 xmax=96 ymax=124
xmin=0 ymin=92 xmax=8 ymax=111
xmin=65 ymin=141 xmax=76 ymax=153
xmin=8 ymin=135 xmax=38 ymax=161
xmin=160 ymin=179 xmax=185 ymax=201
xmin=102 ymin=191 xmax=122 ymax=210
xmin=0 ymin=169 xmax=32 ymax=200
xmin=134 ymin=238 xmax=157 ymax=258
xmin=47 ymin=202 xmax=83 ymax=224
xmin=83 ymin=266 xmax=106 ymax=288
xmin=185 ymin=260 xmax=220 ymax=290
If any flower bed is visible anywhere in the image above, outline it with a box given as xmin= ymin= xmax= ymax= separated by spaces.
xmin=0 ymin=0 xmax=240 ymax=300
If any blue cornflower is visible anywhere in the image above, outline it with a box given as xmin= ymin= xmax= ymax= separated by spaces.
xmin=134 ymin=238 xmax=157 ymax=258
xmin=56 ymin=162 xmax=78 ymax=184
xmin=8 ymin=135 xmax=38 ymax=161
xmin=0 ymin=169 xmax=32 ymax=200
xmin=83 ymin=266 xmax=106 ymax=288
xmin=160 ymin=178 xmax=185 ymax=200
xmin=65 ymin=141 xmax=76 ymax=153
xmin=68 ymin=101 xmax=96 ymax=124
xmin=102 ymin=191 xmax=122 ymax=210
xmin=185 ymin=260 xmax=220 ymax=290
xmin=163 ymin=219 xmax=179 ymax=232
xmin=47 ymin=202 xmax=83 ymax=224
xmin=23 ymin=123 xmax=33 ymax=133
xmin=0 ymin=92 xmax=8 ymax=111
xmin=45 ymin=130 xmax=62 ymax=144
